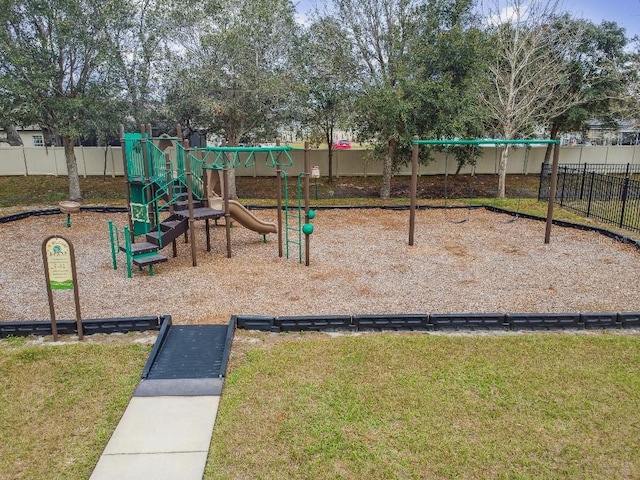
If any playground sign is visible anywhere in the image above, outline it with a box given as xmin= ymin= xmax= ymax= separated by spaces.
xmin=311 ymin=166 xmax=320 ymax=178
xmin=42 ymin=235 xmax=83 ymax=341
xmin=44 ymin=237 xmax=74 ymax=289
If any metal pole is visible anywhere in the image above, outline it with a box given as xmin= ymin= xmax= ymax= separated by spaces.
xmin=69 ymin=241 xmax=83 ymax=340
xmin=409 ymin=136 xmax=419 ymax=246
xmin=276 ymin=168 xmax=283 ymax=258
xmin=620 ymin=176 xmax=630 ymax=228
xmin=560 ymin=166 xmax=567 ymax=206
xmin=544 ymin=143 xmax=560 ymax=243
xmin=185 ymin=141 xmax=197 ymax=266
xmin=579 ymin=163 xmax=587 ymax=200
xmin=304 ymin=141 xmax=311 ymax=267
xmin=119 ymin=124 xmax=134 ymax=242
xmin=587 ymin=171 xmax=595 ymax=217
xmin=223 ymin=167 xmax=232 ymax=258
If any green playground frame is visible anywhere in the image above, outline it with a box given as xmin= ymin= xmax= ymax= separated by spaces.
xmin=408 ymin=137 xmax=562 ymax=246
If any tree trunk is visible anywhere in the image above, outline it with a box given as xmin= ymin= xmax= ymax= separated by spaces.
xmin=63 ymin=136 xmax=82 ymax=200
xmin=325 ymin=128 xmax=334 ymax=182
xmin=498 ymin=144 xmax=510 ymax=199
xmin=544 ymin=121 xmax=560 ymax=165
xmin=225 ymin=131 xmax=239 ymax=200
xmin=2 ymin=124 xmax=23 ymax=146
xmin=380 ymin=137 xmax=396 ymax=199
xmin=227 ymin=169 xmax=238 ymax=200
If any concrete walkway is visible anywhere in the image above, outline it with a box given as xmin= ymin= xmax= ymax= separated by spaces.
xmin=89 ymin=373 xmax=224 ymax=479
xmin=90 ymin=393 xmax=220 ymax=480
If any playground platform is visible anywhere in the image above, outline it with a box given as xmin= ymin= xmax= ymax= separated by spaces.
xmin=89 ymin=321 xmax=233 ymax=480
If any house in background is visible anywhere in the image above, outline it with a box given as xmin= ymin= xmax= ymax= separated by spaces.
xmin=558 ymin=120 xmax=640 ymax=146
xmin=0 ymin=126 xmax=53 ymax=146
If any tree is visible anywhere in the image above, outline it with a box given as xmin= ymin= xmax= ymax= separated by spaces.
xmin=169 ymin=0 xmax=299 ymax=198
xmin=110 ymin=0 xmax=178 ymax=126
xmin=479 ymin=0 xmax=584 ymax=198
xmin=409 ymin=0 xmax=488 ymax=172
xmin=332 ymin=0 xmax=479 ymax=197
xmin=543 ymin=19 xmax=629 ymax=162
xmin=331 ymin=0 xmax=417 ymax=198
xmin=295 ymin=16 xmax=360 ymax=181
xmin=0 ymin=0 xmax=128 ymax=200
xmin=0 ymin=82 xmax=28 ymax=145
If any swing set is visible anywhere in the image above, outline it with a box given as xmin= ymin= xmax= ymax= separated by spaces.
xmin=442 ymin=145 xmax=479 ymax=224
xmin=408 ymin=137 xmax=562 ymax=245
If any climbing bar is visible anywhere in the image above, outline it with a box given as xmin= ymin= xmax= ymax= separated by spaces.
xmin=192 ymin=146 xmax=295 ymax=169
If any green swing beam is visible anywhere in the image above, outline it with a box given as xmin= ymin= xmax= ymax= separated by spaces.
xmin=408 ymin=137 xmax=562 ymax=246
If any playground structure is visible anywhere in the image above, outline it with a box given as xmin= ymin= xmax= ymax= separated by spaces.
xmin=408 ymin=137 xmax=562 ymax=245
xmin=109 ymin=124 xmax=315 ymax=277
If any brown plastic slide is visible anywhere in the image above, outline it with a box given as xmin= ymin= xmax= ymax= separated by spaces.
xmin=208 ymin=196 xmax=277 ymax=234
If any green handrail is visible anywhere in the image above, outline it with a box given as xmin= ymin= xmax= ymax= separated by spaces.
xmin=189 ymin=153 xmax=206 ymax=200
xmin=124 ymin=133 xmax=145 ymax=180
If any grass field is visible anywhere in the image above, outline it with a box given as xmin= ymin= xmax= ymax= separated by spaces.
xmin=0 ymin=338 xmax=150 ymax=480
xmin=2 ymin=333 xmax=638 ymax=479
xmin=206 ymin=332 xmax=640 ymax=479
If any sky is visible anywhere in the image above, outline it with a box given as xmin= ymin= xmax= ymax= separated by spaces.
xmin=295 ymin=0 xmax=640 ymax=38
xmin=566 ymin=0 xmax=640 ymax=38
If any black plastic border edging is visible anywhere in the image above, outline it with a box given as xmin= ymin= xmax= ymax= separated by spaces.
xmin=276 ymin=315 xmax=353 ymax=332
xmin=0 ymin=206 xmax=127 ymax=224
xmin=0 ymin=316 xmax=160 ymax=339
xmin=140 ymin=315 xmax=172 ymax=379
xmin=353 ymin=313 xmax=430 ymax=331
xmin=235 ymin=314 xmax=275 ymax=332
xmin=218 ymin=318 xmax=236 ymax=379
xmin=235 ymin=312 xmax=640 ymax=333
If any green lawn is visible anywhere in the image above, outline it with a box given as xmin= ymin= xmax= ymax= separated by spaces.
xmin=1 ymin=327 xmax=639 ymax=479
xmin=0 ymin=338 xmax=150 ymax=480
xmin=206 ymin=332 xmax=640 ymax=479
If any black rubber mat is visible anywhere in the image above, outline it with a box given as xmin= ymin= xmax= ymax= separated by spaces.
xmin=147 ymin=325 xmax=229 ymax=380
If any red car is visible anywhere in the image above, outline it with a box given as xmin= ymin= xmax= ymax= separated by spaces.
xmin=332 ymin=139 xmax=352 ymax=149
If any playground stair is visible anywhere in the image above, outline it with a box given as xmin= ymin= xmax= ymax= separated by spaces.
xmin=145 ymin=214 xmax=189 ymax=247
xmin=120 ymin=241 xmax=168 ymax=270
xmin=172 ymin=196 xmax=224 ymax=221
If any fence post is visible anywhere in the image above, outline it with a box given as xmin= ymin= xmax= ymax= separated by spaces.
xmin=586 ymin=171 xmax=595 ymax=217
xmin=560 ymin=166 xmax=567 ymax=206
xmin=537 ymin=162 xmax=545 ymax=201
xmin=625 ymin=163 xmax=630 ymax=177
xmin=579 ymin=162 xmax=587 ymax=200
xmin=619 ymin=176 xmax=630 ymax=228
xmin=22 ymin=145 xmax=29 ymax=176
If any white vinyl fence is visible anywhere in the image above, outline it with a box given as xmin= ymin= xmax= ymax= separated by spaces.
xmin=1 ymin=145 xmax=640 ymax=177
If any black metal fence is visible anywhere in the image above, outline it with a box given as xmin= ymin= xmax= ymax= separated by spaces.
xmin=538 ymin=163 xmax=640 ymax=232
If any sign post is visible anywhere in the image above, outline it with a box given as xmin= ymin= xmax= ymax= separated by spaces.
xmin=42 ymin=235 xmax=83 ymax=341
